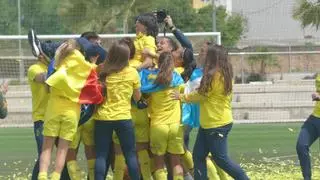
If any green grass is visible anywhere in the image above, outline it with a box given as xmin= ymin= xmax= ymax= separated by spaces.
xmin=1 ymin=123 xmax=320 ymax=179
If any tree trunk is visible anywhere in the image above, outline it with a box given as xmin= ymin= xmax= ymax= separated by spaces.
xmin=260 ymin=60 xmax=266 ymax=78
xmin=123 ymin=0 xmax=136 ymax=33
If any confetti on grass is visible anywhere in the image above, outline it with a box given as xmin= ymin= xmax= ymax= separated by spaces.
xmin=2 ymin=159 xmax=320 ymax=180
xmin=288 ymin=128 xmax=294 ymax=132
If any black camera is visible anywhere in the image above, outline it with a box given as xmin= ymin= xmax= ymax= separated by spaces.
xmin=154 ymin=9 xmax=167 ymax=23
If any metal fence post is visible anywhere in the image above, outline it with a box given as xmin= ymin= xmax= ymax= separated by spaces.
xmin=241 ymin=53 xmax=245 ymax=84
xmin=18 ymin=0 xmax=24 ymax=83
xmin=288 ymin=44 xmax=292 ymax=73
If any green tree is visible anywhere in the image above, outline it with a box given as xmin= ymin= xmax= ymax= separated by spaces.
xmin=293 ymin=0 xmax=320 ymax=30
xmin=127 ymin=0 xmax=198 ymax=33
xmin=247 ymin=47 xmax=278 ymax=78
xmin=0 ymin=0 xmax=18 ymax=35
xmin=197 ymin=5 xmax=247 ymax=47
xmin=0 ymin=0 xmax=246 ymax=49
xmin=57 ymin=0 xmax=154 ymax=33
xmin=21 ymin=0 xmax=70 ymax=34
xmin=0 ymin=0 xmax=70 ymax=35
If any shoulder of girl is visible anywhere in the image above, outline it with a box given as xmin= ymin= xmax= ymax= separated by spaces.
xmin=144 ymin=35 xmax=155 ymax=41
xmin=212 ymin=71 xmax=221 ymax=78
xmin=28 ymin=64 xmax=38 ymax=72
xmin=126 ymin=66 xmax=138 ymax=74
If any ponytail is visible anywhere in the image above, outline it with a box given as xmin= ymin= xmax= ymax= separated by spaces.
xmin=154 ymin=52 xmax=174 ymax=86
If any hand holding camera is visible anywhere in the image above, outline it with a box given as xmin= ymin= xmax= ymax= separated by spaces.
xmin=154 ymin=9 xmax=167 ymax=23
xmin=164 ymin=16 xmax=175 ymax=29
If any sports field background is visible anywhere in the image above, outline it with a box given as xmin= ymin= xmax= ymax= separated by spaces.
xmin=2 ymin=123 xmax=320 ymax=179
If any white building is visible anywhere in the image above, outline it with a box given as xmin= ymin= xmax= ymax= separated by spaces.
xmin=194 ymin=0 xmax=320 ymax=45
xmin=231 ymin=0 xmax=320 ymax=44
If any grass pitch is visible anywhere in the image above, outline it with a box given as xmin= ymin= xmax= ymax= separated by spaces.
xmin=1 ymin=123 xmax=320 ymax=179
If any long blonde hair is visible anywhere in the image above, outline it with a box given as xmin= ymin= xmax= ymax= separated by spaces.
xmin=198 ymin=44 xmax=233 ymax=95
xmin=154 ymin=52 xmax=174 ymax=86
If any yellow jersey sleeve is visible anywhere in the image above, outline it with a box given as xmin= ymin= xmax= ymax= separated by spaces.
xmin=181 ymin=91 xmax=205 ymax=103
xmin=132 ymin=69 xmax=141 ymax=89
xmin=316 ymin=74 xmax=320 ymax=92
xmin=143 ymin=36 xmax=157 ymax=54
xmin=28 ymin=64 xmax=42 ymax=82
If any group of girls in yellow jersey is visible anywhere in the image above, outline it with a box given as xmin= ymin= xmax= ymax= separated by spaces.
xmin=111 ymin=13 xmax=158 ymax=180
xmin=27 ymin=12 xmax=251 ymax=180
xmin=28 ymin=30 xmax=107 ymax=180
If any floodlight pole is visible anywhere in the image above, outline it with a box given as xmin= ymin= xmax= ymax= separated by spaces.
xmin=17 ymin=0 xmax=24 ymax=82
xmin=212 ymin=0 xmax=217 ymax=32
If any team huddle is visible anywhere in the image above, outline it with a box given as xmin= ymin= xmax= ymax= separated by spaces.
xmin=27 ymin=12 xmax=250 ymax=180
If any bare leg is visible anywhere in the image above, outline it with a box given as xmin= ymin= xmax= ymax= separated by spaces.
xmin=39 ymin=136 xmax=56 ymax=173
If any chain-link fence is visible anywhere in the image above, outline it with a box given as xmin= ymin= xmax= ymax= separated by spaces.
xmin=1 ymin=0 xmax=319 ymax=126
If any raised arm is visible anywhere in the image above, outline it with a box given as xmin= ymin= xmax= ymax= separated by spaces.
xmin=164 ymin=16 xmax=193 ymax=50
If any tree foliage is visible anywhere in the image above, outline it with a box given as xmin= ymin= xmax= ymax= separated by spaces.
xmin=197 ymin=5 xmax=247 ymax=47
xmin=293 ymin=0 xmax=320 ymax=30
xmin=0 ymin=0 xmax=246 ymax=46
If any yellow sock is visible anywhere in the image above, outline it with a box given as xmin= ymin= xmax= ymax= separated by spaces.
xmin=181 ymin=150 xmax=194 ymax=171
xmin=87 ymin=159 xmax=95 ymax=180
xmin=207 ymin=158 xmax=220 ymax=180
xmin=153 ymin=169 xmax=167 ymax=180
xmin=212 ymin=160 xmax=229 ymax=180
xmin=138 ymin=150 xmax=152 ymax=180
xmin=67 ymin=160 xmax=81 ymax=180
xmin=38 ymin=172 xmax=47 ymax=180
xmin=114 ymin=154 xmax=126 ymax=180
xmin=50 ymin=171 xmax=61 ymax=180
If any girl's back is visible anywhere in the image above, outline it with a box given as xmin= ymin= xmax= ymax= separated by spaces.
xmin=95 ymin=66 xmax=140 ymax=120
xmin=199 ymin=72 xmax=233 ymax=128
xmin=148 ymin=87 xmax=181 ymax=126
xmin=94 ymin=42 xmax=140 ymax=121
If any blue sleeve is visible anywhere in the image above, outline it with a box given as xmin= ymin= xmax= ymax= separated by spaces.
xmin=173 ymin=29 xmax=193 ymax=50
xmin=46 ymin=59 xmax=56 ymax=78
xmin=41 ymin=42 xmax=62 ymax=59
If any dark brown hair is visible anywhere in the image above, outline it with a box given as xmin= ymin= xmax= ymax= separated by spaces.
xmin=181 ymin=48 xmax=196 ymax=82
xmin=136 ymin=13 xmax=159 ymax=39
xmin=198 ymin=44 xmax=233 ymax=95
xmin=99 ymin=41 xmax=130 ymax=83
xmin=154 ymin=52 xmax=174 ymax=86
xmin=119 ymin=37 xmax=135 ymax=59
